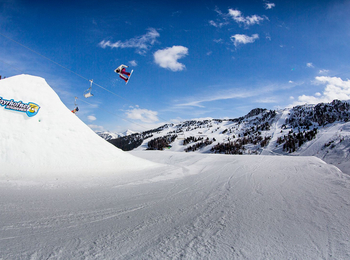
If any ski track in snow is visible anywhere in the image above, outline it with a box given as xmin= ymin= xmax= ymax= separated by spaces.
xmin=262 ymin=109 xmax=290 ymax=155
xmin=1 ymin=152 xmax=350 ymax=259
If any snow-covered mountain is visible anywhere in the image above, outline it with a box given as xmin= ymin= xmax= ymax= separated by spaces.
xmin=110 ymin=100 xmax=350 ymax=174
xmin=96 ymin=131 xmax=122 ymax=141
xmin=96 ymin=129 xmax=138 ymax=141
xmin=123 ymin=129 xmax=138 ymax=136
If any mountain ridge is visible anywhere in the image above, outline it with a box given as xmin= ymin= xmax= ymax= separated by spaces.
xmin=106 ymin=99 xmax=350 ymax=174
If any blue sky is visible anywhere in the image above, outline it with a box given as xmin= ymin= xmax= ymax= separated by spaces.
xmin=1 ymin=0 xmax=350 ymax=133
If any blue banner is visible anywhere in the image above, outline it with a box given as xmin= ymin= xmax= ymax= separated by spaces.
xmin=0 ymin=96 xmax=40 ymax=117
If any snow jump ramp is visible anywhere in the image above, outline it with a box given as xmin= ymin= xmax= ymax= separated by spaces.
xmin=0 ymin=75 xmax=157 ymax=179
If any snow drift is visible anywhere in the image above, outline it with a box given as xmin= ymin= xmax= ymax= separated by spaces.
xmin=0 ymin=75 xmax=157 ymax=179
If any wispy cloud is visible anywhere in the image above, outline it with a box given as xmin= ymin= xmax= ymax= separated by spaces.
xmin=213 ymin=39 xmax=223 ymax=43
xmin=209 ymin=7 xmax=230 ymax=28
xmin=171 ymin=81 xmax=298 ymax=111
xmin=209 ymin=7 xmax=266 ymax=29
xmin=88 ymin=124 xmax=105 ymax=131
xmin=231 ymin=34 xmax=259 ymax=47
xmin=265 ymin=33 xmax=271 ymax=41
xmin=209 ymin=20 xmax=228 ymax=28
xmin=98 ymin=28 xmax=160 ymax=55
xmin=264 ymin=3 xmax=275 ymax=10
xmin=292 ymin=76 xmax=350 ymax=105
xmin=319 ymin=69 xmax=329 ymax=74
xmin=125 ymin=108 xmax=159 ymax=123
xmin=87 ymin=115 xmax=96 ymax=121
xmin=175 ymin=87 xmax=266 ymax=108
xmin=129 ymin=60 xmax=137 ymax=66
xmin=154 ymin=46 xmax=188 ymax=71
xmin=228 ymin=9 xmax=265 ymax=27
xmin=306 ymin=64 xmax=330 ymax=75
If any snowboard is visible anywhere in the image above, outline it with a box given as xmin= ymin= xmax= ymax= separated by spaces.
xmin=126 ymin=70 xmax=133 ymax=85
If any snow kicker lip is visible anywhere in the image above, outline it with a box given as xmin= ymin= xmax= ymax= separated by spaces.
xmin=0 ymin=96 xmax=40 ymax=117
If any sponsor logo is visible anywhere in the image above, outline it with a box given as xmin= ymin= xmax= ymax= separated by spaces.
xmin=0 ymin=96 xmax=40 ymax=117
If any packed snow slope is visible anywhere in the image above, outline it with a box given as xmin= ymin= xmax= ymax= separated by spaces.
xmin=1 ymin=151 xmax=350 ymax=259
xmin=0 ymin=75 xmax=157 ymax=179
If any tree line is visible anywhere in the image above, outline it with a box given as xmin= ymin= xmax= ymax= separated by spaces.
xmin=184 ymin=138 xmax=214 ymax=152
xmin=147 ymin=135 xmax=178 ymax=150
xmin=210 ymin=136 xmax=271 ymax=154
xmin=277 ymin=128 xmax=318 ymax=153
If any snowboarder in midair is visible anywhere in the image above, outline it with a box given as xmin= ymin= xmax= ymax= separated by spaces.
xmin=114 ymin=64 xmax=132 ymax=83
xmin=71 ymin=107 xmax=79 ymax=114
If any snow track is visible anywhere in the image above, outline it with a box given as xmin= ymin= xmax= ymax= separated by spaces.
xmin=1 ymin=152 xmax=350 ymax=259
xmin=261 ymin=109 xmax=290 ymax=155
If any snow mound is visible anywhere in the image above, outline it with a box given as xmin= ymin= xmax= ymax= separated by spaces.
xmin=0 ymin=75 xmax=158 ymax=179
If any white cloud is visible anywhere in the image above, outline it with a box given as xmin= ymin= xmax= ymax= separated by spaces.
xmin=126 ymin=108 xmax=159 ymax=123
xmin=209 ymin=20 xmax=218 ymax=27
xmin=213 ymin=6 xmax=225 ymax=17
xmin=209 ymin=20 xmax=228 ymax=28
xmin=88 ymin=124 xmax=104 ymax=131
xmin=175 ymin=88 xmax=264 ymax=108
xmin=307 ymin=62 xmax=314 ymax=68
xmin=129 ymin=60 xmax=137 ymax=66
xmin=319 ymin=69 xmax=329 ymax=74
xmin=98 ymin=28 xmax=160 ymax=54
xmin=317 ymin=76 xmax=350 ymax=99
xmin=265 ymin=3 xmax=275 ymax=10
xmin=292 ymin=76 xmax=350 ymax=105
xmin=231 ymin=34 xmax=259 ymax=47
xmin=88 ymin=115 xmax=96 ymax=121
xmin=213 ymin=39 xmax=223 ymax=43
xmin=210 ymin=7 xmax=265 ymax=29
xmin=228 ymin=9 xmax=265 ymax=27
xmin=154 ymin=46 xmax=188 ymax=71
xmin=228 ymin=9 xmax=245 ymax=23
xmin=173 ymin=83 xmax=298 ymax=110
xmin=209 ymin=7 xmax=229 ymax=28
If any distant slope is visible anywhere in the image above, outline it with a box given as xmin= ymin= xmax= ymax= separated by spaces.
xmin=96 ymin=129 xmax=138 ymax=141
xmin=109 ymin=100 xmax=350 ymax=174
xmin=96 ymin=131 xmax=122 ymax=141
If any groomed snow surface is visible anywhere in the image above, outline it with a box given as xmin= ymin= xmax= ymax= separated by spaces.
xmin=1 ymin=75 xmax=350 ymax=259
